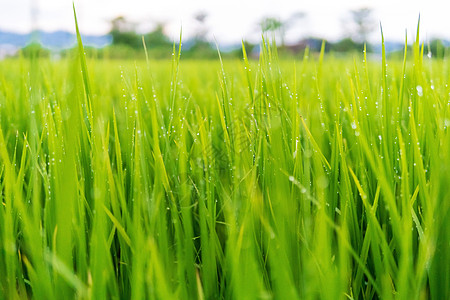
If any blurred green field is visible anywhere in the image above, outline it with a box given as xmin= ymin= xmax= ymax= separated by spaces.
xmin=0 ymin=21 xmax=449 ymax=299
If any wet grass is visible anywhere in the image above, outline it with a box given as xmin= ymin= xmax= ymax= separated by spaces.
xmin=0 ymin=14 xmax=448 ymax=299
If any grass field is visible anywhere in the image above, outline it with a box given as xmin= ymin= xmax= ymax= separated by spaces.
xmin=0 ymin=13 xmax=449 ymax=299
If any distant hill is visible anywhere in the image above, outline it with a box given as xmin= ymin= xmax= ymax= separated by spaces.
xmin=0 ymin=30 xmax=111 ymax=50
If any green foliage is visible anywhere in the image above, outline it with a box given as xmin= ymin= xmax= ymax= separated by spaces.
xmin=0 ymin=13 xmax=448 ymax=300
xmin=110 ymin=30 xmax=142 ymax=48
xmin=329 ymin=37 xmax=366 ymax=53
xmin=428 ymin=39 xmax=447 ymax=59
xmin=109 ymin=16 xmax=142 ymax=49
xmin=260 ymin=17 xmax=283 ymax=32
xmin=20 ymin=42 xmax=51 ymax=58
xmin=183 ymin=40 xmax=217 ymax=59
xmin=143 ymin=24 xmax=172 ymax=50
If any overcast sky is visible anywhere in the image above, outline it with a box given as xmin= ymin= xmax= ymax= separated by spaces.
xmin=1 ymin=0 xmax=449 ymax=44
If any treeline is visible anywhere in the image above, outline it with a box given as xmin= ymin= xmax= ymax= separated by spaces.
xmin=18 ymin=9 xmax=450 ymax=60
xmin=20 ymin=36 xmax=449 ymax=60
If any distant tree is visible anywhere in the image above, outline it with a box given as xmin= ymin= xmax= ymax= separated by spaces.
xmin=329 ymin=38 xmax=364 ymax=53
xmin=194 ymin=11 xmax=208 ymax=23
xmin=184 ymin=11 xmax=215 ymax=58
xmin=428 ymin=39 xmax=447 ymax=59
xmin=111 ymin=16 xmax=135 ymax=33
xmin=144 ymin=24 xmax=171 ymax=48
xmin=260 ymin=17 xmax=285 ymax=44
xmin=347 ymin=7 xmax=376 ymax=44
xmin=109 ymin=16 xmax=141 ymax=48
xmin=259 ymin=12 xmax=306 ymax=46
xmin=20 ymin=43 xmax=50 ymax=58
xmin=260 ymin=17 xmax=283 ymax=33
xmin=141 ymin=23 xmax=173 ymax=59
xmin=194 ymin=11 xmax=209 ymax=42
xmin=183 ymin=40 xmax=216 ymax=59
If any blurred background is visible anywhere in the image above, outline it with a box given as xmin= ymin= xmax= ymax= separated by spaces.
xmin=1 ymin=0 xmax=449 ymax=59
